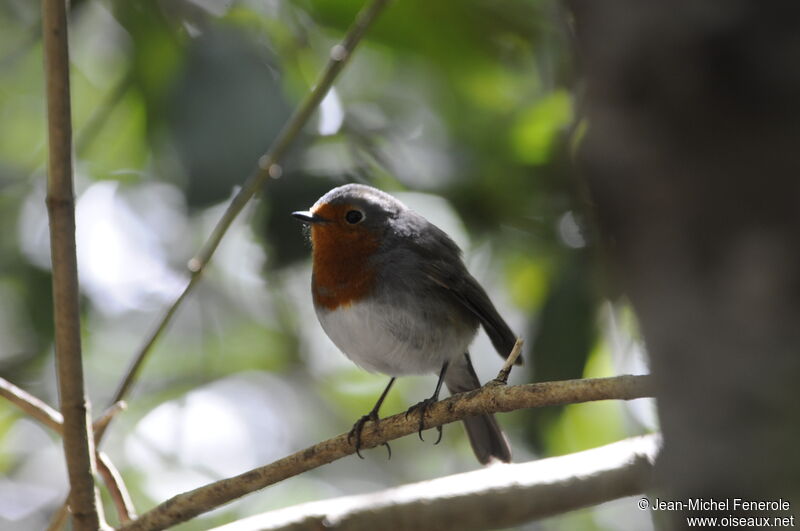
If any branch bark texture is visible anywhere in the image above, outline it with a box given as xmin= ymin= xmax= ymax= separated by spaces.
xmin=41 ymin=0 xmax=99 ymax=528
xmin=120 ymin=374 xmax=653 ymax=531
xmin=211 ymin=434 xmax=659 ymax=531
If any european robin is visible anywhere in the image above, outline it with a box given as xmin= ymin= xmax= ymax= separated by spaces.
xmin=293 ymin=184 xmax=519 ymax=464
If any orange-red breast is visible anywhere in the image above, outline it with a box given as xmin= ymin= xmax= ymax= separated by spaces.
xmin=293 ymin=184 xmax=519 ymax=463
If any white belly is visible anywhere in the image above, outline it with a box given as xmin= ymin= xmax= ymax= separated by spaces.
xmin=316 ymin=300 xmax=475 ymax=376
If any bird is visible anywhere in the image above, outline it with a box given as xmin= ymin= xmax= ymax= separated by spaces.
xmin=292 ymin=183 xmax=520 ymax=464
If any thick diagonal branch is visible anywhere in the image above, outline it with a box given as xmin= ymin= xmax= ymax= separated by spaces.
xmin=211 ymin=434 xmax=660 ymax=531
xmin=120 ymin=374 xmax=653 ymax=531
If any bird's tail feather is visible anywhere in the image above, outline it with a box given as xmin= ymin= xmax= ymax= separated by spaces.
xmin=444 ymin=353 xmax=512 ymax=464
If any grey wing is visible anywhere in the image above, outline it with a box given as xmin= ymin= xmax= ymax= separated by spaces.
xmin=402 ymin=216 xmax=520 ymax=362
xmin=427 ymin=263 xmax=520 ymax=362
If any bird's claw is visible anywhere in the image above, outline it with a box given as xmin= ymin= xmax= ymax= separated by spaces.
xmin=348 ymin=411 xmax=391 ymax=459
xmin=405 ymin=397 xmax=442 ymax=443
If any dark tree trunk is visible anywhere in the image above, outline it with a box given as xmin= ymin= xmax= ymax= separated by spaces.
xmin=571 ymin=1 xmax=800 ymax=527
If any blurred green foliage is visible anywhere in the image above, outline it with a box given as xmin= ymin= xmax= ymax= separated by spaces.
xmin=0 ymin=0 xmax=653 ymax=529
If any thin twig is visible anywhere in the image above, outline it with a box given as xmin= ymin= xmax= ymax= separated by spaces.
xmin=494 ymin=338 xmax=524 ymax=384
xmin=0 ymin=376 xmax=63 ymax=433
xmin=210 ymin=434 xmax=660 ymax=531
xmin=0 ymin=379 xmax=127 ymax=436
xmin=0 ymin=377 xmax=134 ymax=526
xmin=120 ymin=374 xmax=654 ymax=531
xmin=106 ymin=275 xmax=199 ymax=417
xmin=93 ymin=401 xmax=128 ymax=438
xmin=42 ymin=0 xmax=100 ymax=528
xmin=97 ymin=451 xmax=137 ymax=524
xmin=45 ymin=505 xmax=70 ymax=531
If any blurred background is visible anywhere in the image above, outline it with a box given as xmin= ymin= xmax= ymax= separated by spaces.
xmin=0 ymin=0 xmax=654 ymax=529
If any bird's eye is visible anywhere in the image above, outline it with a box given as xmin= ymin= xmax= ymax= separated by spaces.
xmin=345 ymin=210 xmax=364 ymax=224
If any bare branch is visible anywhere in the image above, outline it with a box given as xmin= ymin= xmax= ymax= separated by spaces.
xmin=97 ymin=451 xmax=137 ymax=524
xmin=0 ymin=377 xmax=134 ymax=526
xmin=93 ymin=401 xmax=128 ymax=438
xmin=0 ymin=376 xmax=63 ymax=433
xmin=120 ymin=374 xmax=653 ymax=531
xmin=210 ymin=434 xmax=659 ymax=531
xmin=42 ymin=0 xmax=100 ymax=528
xmin=0 ymin=378 xmax=127 ymax=437
xmin=494 ymin=337 xmax=523 ymax=384
xmin=45 ymin=505 xmax=70 ymax=531
xmin=106 ymin=275 xmax=199 ymax=416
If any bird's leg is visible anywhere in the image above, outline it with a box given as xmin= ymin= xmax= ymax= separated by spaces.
xmin=349 ymin=377 xmax=396 ymax=459
xmin=405 ymin=362 xmax=449 ymax=443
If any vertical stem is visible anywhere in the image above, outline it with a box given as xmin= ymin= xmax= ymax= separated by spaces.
xmin=50 ymin=0 xmax=392 ymax=525
xmin=42 ymin=0 xmax=100 ymax=529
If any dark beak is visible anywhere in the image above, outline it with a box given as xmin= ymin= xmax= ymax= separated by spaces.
xmin=292 ymin=210 xmax=326 ymax=224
